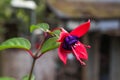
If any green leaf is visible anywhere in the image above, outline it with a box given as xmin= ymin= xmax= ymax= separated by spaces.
xmin=22 ymin=75 xmax=35 ymax=80
xmin=41 ymin=37 xmax=60 ymax=53
xmin=30 ymin=23 xmax=49 ymax=32
xmin=0 ymin=77 xmax=15 ymax=80
xmin=52 ymin=29 xmax=61 ymax=37
xmin=30 ymin=25 xmax=37 ymax=33
xmin=0 ymin=38 xmax=31 ymax=51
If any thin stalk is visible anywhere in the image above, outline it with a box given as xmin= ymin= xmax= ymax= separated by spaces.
xmin=28 ymin=32 xmax=47 ymax=80
xmin=28 ymin=58 xmax=36 ymax=80
xmin=34 ymin=32 xmax=47 ymax=58
xmin=28 ymin=28 xmax=60 ymax=80
xmin=26 ymin=50 xmax=35 ymax=58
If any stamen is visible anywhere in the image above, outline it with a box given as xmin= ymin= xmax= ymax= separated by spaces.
xmin=79 ymin=59 xmax=86 ymax=66
xmin=84 ymin=45 xmax=91 ymax=48
xmin=72 ymin=46 xmax=86 ymax=66
xmin=80 ymin=52 xmax=86 ymax=56
xmin=74 ymin=43 xmax=80 ymax=46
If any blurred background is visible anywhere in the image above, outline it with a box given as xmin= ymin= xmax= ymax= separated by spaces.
xmin=0 ymin=0 xmax=120 ymax=80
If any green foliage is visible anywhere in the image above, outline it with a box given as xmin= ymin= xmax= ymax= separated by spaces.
xmin=35 ymin=0 xmax=46 ymax=22
xmin=30 ymin=23 xmax=61 ymax=54
xmin=30 ymin=23 xmax=49 ymax=32
xmin=52 ymin=29 xmax=61 ymax=37
xmin=22 ymin=75 xmax=35 ymax=80
xmin=0 ymin=38 xmax=31 ymax=51
xmin=0 ymin=0 xmax=11 ymax=21
xmin=41 ymin=37 xmax=60 ymax=53
xmin=17 ymin=9 xmax=29 ymax=25
xmin=0 ymin=77 xmax=15 ymax=80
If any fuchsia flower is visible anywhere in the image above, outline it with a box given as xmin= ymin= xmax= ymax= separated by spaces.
xmin=58 ymin=20 xmax=90 ymax=65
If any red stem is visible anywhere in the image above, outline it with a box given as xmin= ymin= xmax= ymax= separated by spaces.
xmin=26 ymin=50 xmax=35 ymax=58
xmin=27 ymin=30 xmax=54 ymax=80
xmin=51 ymin=27 xmax=63 ymax=32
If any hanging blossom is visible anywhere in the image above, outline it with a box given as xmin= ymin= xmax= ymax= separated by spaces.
xmin=57 ymin=20 xmax=90 ymax=65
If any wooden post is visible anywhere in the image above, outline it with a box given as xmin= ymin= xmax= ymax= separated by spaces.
xmin=81 ymin=34 xmax=89 ymax=80
xmin=110 ymin=37 xmax=120 ymax=80
xmin=86 ymin=33 xmax=100 ymax=80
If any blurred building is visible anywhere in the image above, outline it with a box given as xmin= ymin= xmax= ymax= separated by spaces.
xmin=0 ymin=0 xmax=120 ymax=80
xmin=46 ymin=0 xmax=120 ymax=80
